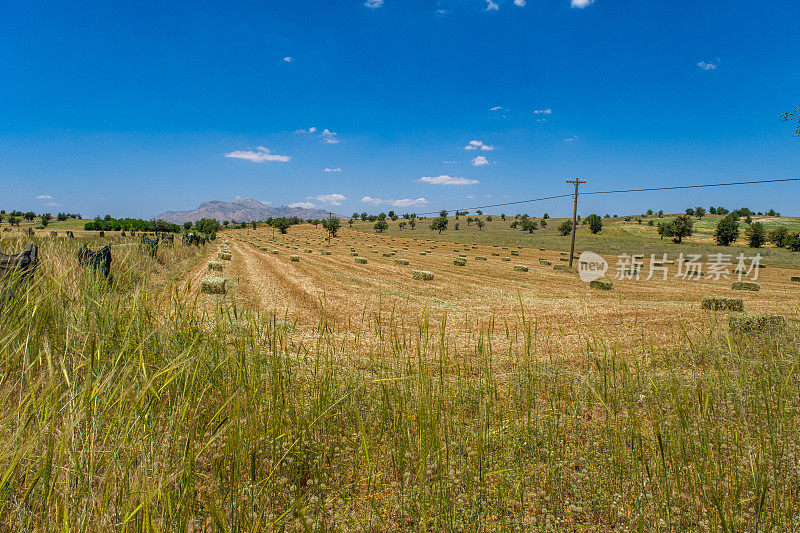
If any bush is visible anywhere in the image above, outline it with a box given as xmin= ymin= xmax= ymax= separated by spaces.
xmin=768 ymin=227 xmax=789 ymax=247
xmin=714 ymin=215 xmax=740 ymax=246
xmin=586 ymin=214 xmax=603 ymax=234
xmin=557 ymin=220 xmax=573 ymax=236
xmin=745 ymin=222 xmax=766 ymax=248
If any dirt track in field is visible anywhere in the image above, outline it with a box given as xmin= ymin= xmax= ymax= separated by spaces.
xmin=182 ymin=226 xmax=800 ymax=358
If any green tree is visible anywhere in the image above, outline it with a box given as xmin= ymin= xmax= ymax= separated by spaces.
xmin=373 ymin=219 xmax=388 ymax=233
xmin=745 ymin=222 xmax=766 ymax=248
xmin=694 ymin=207 xmax=706 ymax=219
xmin=521 ymin=219 xmax=538 ymax=233
xmin=557 ymin=220 xmax=573 ymax=236
xmin=661 ymin=214 xmax=694 ymax=243
xmin=714 ymin=215 xmax=740 ymax=246
xmin=586 ymin=214 xmax=603 ymax=234
xmin=273 ymin=218 xmax=291 ymax=234
xmin=476 ymin=219 xmax=485 ymax=231
xmin=429 ymin=210 xmax=448 ymax=234
xmin=768 ymin=227 xmax=789 ymax=247
xmin=322 ymin=216 xmax=341 ymax=237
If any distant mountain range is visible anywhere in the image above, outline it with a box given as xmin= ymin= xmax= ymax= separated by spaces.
xmin=156 ymin=198 xmax=342 ymax=224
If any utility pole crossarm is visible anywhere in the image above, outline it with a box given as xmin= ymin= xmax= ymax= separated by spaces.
xmin=566 ymin=178 xmax=586 ymax=269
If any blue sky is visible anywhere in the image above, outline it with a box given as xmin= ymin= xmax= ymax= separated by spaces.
xmin=1 ymin=0 xmax=798 ymax=218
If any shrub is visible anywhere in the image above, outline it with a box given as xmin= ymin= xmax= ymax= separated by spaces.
xmin=586 ymin=214 xmax=603 ymax=234
xmin=714 ymin=215 xmax=740 ymax=246
xmin=768 ymin=227 xmax=789 ymax=247
xmin=659 ymin=214 xmax=694 ymax=243
xmin=557 ymin=220 xmax=573 ymax=236
xmin=745 ymin=222 xmax=766 ymax=248
xmin=700 ymin=297 xmax=744 ymax=312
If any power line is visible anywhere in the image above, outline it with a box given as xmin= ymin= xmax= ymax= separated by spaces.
xmin=414 ymin=177 xmax=799 ymax=216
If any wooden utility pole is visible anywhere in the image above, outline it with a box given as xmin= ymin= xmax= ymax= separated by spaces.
xmin=327 ymin=212 xmax=333 ymax=245
xmin=566 ymin=178 xmax=586 ymax=269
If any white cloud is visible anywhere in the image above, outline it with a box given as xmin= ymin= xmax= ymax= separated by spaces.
xmin=697 ymin=60 xmax=717 ymax=71
xmin=564 ymin=135 xmax=578 ymax=142
xmin=418 ymin=175 xmax=479 ymax=185
xmin=295 ymin=126 xmax=318 ymax=134
xmin=289 ymin=201 xmax=316 ymax=209
xmin=489 ymin=106 xmax=504 ymax=111
xmin=361 ymin=196 xmax=429 ymax=208
xmin=486 ymin=0 xmax=499 ymax=10
xmin=442 ymin=160 xmax=459 ymax=164
xmin=533 ymin=108 xmax=552 ymax=115
xmin=471 ymin=155 xmax=490 ymax=167
xmin=514 ymin=0 xmax=526 ymax=5
xmin=45 ymin=201 xmax=61 ymax=207
xmin=571 ymin=0 xmax=594 ymax=8
xmin=390 ymin=198 xmax=429 ymax=208
xmin=364 ymin=0 xmax=383 ymax=7
xmin=324 ymin=167 xmax=343 ymax=172
xmin=435 ymin=9 xmax=448 ymax=15
xmin=283 ymin=56 xmax=294 ymax=63
xmin=464 ymin=140 xmax=494 ymax=151
xmin=36 ymin=195 xmax=54 ymax=200
xmin=321 ymin=128 xmax=339 ymax=144
xmin=225 ymin=146 xmax=291 ymax=163
xmin=312 ymin=193 xmax=346 ymax=206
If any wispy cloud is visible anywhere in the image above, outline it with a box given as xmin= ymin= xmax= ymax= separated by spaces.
xmin=364 ymin=0 xmax=384 ymax=7
xmin=289 ymin=201 xmax=316 ymax=209
xmin=485 ymin=0 xmax=499 ymax=10
xmin=45 ymin=201 xmax=61 ymax=207
xmin=442 ymin=160 xmax=459 ymax=164
xmin=564 ymin=135 xmax=578 ymax=142
xmin=36 ymin=195 xmax=54 ymax=200
xmin=362 ymin=196 xmax=429 ymax=208
xmin=418 ymin=175 xmax=479 ymax=185
xmin=321 ymin=128 xmax=338 ymax=144
xmin=225 ymin=146 xmax=291 ymax=163
xmin=533 ymin=108 xmax=552 ymax=115
xmin=697 ymin=60 xmax=717 ymax=71
xmin=283 ymin=56 xmax=294 ymax=63
xmin=471 ymin=156 xmax=490 ymax=167
xmin=514 ymin=0 xmax=526 ymax=5
xmin=312 ymin=193 xmax=346 ymax=206
xmin=324 ymin=167 xmax=343 ymax=172
xmin=489 ymin=106 xmax=504 ymax=111
xmin=297 ymin=126 xmax=339 ymax=144
xmin=464 ymin=140 xmax=494 ymax=151
xmin=571 ymin=0 xmax=594 ymax=8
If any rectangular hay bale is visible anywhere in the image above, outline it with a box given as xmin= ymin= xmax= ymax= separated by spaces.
xmin=207 ymin=261 xmax=223 ymax=272
xmin=590 ymin=279 xmax=614 ymax=290
xmin=201 ymin=276 xmax=227 ymax=295
xmin=732 ymin=281 xmax=760 ymax=291
xmin=412 ymin=270 xmax=434 ymax=280
xmin=701 ymin=297 xmax=744 ymax=312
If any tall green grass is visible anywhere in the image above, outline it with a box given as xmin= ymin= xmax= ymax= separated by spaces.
xmin=0 ymin=238 xmax=798 ymax=530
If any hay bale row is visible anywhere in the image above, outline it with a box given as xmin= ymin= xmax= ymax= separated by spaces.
xmin=513 ymin=265 xmax=529 ymax=272
xmin=321 ymin=250 xmax=331 ymax=255
xmin=412 ymin=270 xmax=434 ymax=280
xmin=539 ymin=259 xmax=551 ymax=266
xmin=701 ymin=297 xmax=744 ymax=312
xmin=453 ymin=259 xmax=466 ymax=266
xmin=270 ymin=250 xmax=279 ymax=255
xmin=732 ymin=281 xmax=760 ymax=291
xmin=290 ymin=255 xmax=300 ymax=262
xmin=201 ymin=276 xmax=227 ymax=294
xmin=355 ymin=257 xmax=368 ymax=264
xmin=475 ymin=256 xmax=487 ymax=261
xmin=395 ymin=259 xmax=410 ymax=265
xmin=590 ymin=279 xmax=614 ymax=290
xmin=553 ymin=264 xmax=569 ymax=271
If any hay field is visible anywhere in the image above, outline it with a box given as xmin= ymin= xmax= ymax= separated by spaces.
xmin=1 ymin=226 xmax=800 ymax=530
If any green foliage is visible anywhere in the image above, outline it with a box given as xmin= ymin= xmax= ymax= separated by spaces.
xmin=714 ymin=214 xmax=740 ymax=246
xmin=429 ymin=211 xmax=448 ymax=234
xmin=781 ymin=104 xmax=800 ymax=136
xmin=586 ymin=214 xmax=603 ymax=234
xmin=521 ymin=219 xmax=538 ymax=233
xmin=322 ymin=216 xmax=341 ymax=237
xmin=694 ymin=206 xmax=706 ymax=219
xmin=768 ymin=227 xmax=789 ymax=247
xmin=557 ymin=220 xmax=573 ymax=236
xmin=659 ymin=214 xmax=694 ymax=243
xmin=373 ymin=219 xmax=389 ymax=233
xmin=194 ymin=218 xmax=222 ymax=235
xmin=745 ymin=222 xmax=766 ymax=248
